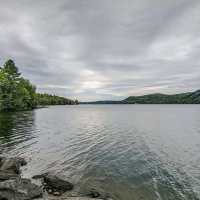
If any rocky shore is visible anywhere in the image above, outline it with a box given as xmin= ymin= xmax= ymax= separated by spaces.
xmin=0 ymin=156 xmax=113 ymax=200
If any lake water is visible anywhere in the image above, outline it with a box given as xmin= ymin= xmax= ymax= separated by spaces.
xmin=0 ymin=105 xmax=200 ymax=200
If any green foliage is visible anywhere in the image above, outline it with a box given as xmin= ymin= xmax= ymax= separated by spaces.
xmin=0 ymin=59 xmax=78 ymax=112
xmin=3 ymin=59 xmax=21 ymax=77
xmin=0 ymin=59 xmax=36 ymax=111
xmin=123 ymin=91 xmax=200 ymax=104
xmin=83 ymin=90 xmax=200 ymax=104
xmin=35 ymin=93 xmax=78 ymax=106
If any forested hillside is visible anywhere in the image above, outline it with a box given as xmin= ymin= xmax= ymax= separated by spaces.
xmin=82 ymin=90 xmax=200 ymax=104
xmin=123 ymin=91 xmax=200 ymax=104
xmin=36 ymin=93 xmax=78 ymax=105
xmin=0 ymin=59 xmax=78 ymax=111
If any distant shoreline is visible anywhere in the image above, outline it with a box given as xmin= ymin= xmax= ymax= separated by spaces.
xmin=81 ymin=89 xmax=200 ymax=104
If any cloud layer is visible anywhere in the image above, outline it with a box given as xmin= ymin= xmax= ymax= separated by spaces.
xmin=0 ymin=0 xmax=200 ymax=101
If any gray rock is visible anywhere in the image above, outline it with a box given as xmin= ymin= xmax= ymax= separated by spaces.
xmin=0 ymin=157 xmax=112 ymax=200
xmin=0 ymin=178 xmax=43 ymax=200
xmin=19 ymin=178 xmax=43 ymax=198
xmin=87 ymin=188 xmax=100 ymax=198
xmin=14 ymin=157 xmax=27 ymax=166
xmin=32 ymin=172 xmax=48 ymax=180
xmin=0 ymin=157 xmax=27 ymax=175
xmin=0 ymin=170 xmax=19 ymax=181
xmin=48 ymin=197 xmax=103 ymax=200
xmin=0 ymin=156 xmax=27 ymax=167
xmin=53 ymin=191 xmax=61 ymax=196
xmin=43 ymin=174 xmax=74 ymax=193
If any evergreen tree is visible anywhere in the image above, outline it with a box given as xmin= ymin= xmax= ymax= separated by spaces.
xmin=0 ymin=59 xmax=36 ymax=111
xmin=0 ymin=59 xmax=77 ymax=111
xmin=3 ymin=59 xmax=21 ymax=77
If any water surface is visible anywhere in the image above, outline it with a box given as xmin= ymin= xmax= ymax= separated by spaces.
xmin=0 ymin=105 xmax=200 ymax=200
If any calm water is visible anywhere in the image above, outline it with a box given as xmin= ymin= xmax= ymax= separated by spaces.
xmin=0 ymin=105 xmax=200 ymax=200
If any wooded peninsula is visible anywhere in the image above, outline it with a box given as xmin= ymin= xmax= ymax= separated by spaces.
xmin=0 ymin=59 xmax=78 ymax=112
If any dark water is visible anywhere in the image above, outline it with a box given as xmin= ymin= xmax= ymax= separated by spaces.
xmin=0 ymin=105 xmax=200 ymax=200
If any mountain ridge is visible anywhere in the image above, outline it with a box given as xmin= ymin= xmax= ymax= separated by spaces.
xmin=81 ymin=90 xmax=200 ymax=104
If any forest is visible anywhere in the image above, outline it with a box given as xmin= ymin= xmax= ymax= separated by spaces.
xmin=0 ymin=59 xmax=78 ymax=112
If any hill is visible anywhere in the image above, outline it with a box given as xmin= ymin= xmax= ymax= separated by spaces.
xmin=81 ymin=90 xmax=200 ymax=104
xmin=124 ymin=90 xmax=200 ymax=104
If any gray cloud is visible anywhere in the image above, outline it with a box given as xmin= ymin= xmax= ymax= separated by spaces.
xmin=0 ymin=0 xmax=200 ymax=101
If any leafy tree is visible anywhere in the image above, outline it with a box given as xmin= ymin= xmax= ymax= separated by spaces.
xmin=0 ymin=68 xmax=17 ymax=110
xmin=0 ymin=59 xmax=78 ymax=111
xmin=0 ymin=59 xmax=36 ymax=111
xmin=35 ymin=93 xmax=77 ymax=106
xmin=3 ymin=59 xmax=21 ymax=77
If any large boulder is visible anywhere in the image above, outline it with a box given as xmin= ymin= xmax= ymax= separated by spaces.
xmin=43 ymin=174 xmax=74 ymax=193
xmin=0 ymin=178 xmax=43 ymax=200
xmin=0 ymin=157 xmax=27 ymax=175
xmin=0 ymin=157 xmax=42 ymax=200
xmin=0 ymin=170 xmax=19 ymax=181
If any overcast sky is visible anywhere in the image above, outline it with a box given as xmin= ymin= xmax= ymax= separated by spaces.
xmin=0 ymin=0 xmax=200 ymax=101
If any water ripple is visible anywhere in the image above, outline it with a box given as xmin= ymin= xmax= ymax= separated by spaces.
xmin=0 ymin=105 xmax=200 ymax=200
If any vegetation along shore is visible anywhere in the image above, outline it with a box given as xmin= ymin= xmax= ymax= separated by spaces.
xmin=0 ymin=59 xmax=78 ymax=112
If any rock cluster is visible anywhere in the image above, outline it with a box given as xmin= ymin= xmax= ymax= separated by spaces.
xmin=33 ymin=173 xmax=74 ymax=196
xmin=0 ymin=156 xmax=42 ymax=200
xmin=0 ymin=156 xmax=113 ymax=200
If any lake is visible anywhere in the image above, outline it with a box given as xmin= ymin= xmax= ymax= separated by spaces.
xmin=0 ymin=105 xmax=200 ymax=200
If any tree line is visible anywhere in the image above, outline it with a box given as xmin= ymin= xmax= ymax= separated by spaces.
xmin=123 ymin=91 xmax=200 ymax=104
xmin=0 ymin=59 xmax=78 ymax=112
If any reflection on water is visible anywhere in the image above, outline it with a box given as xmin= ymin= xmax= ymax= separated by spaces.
xmin=0 ymin=105 xmax=200 ymax=200
xmin=0 ymin=111 xmax=36 ymax=154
